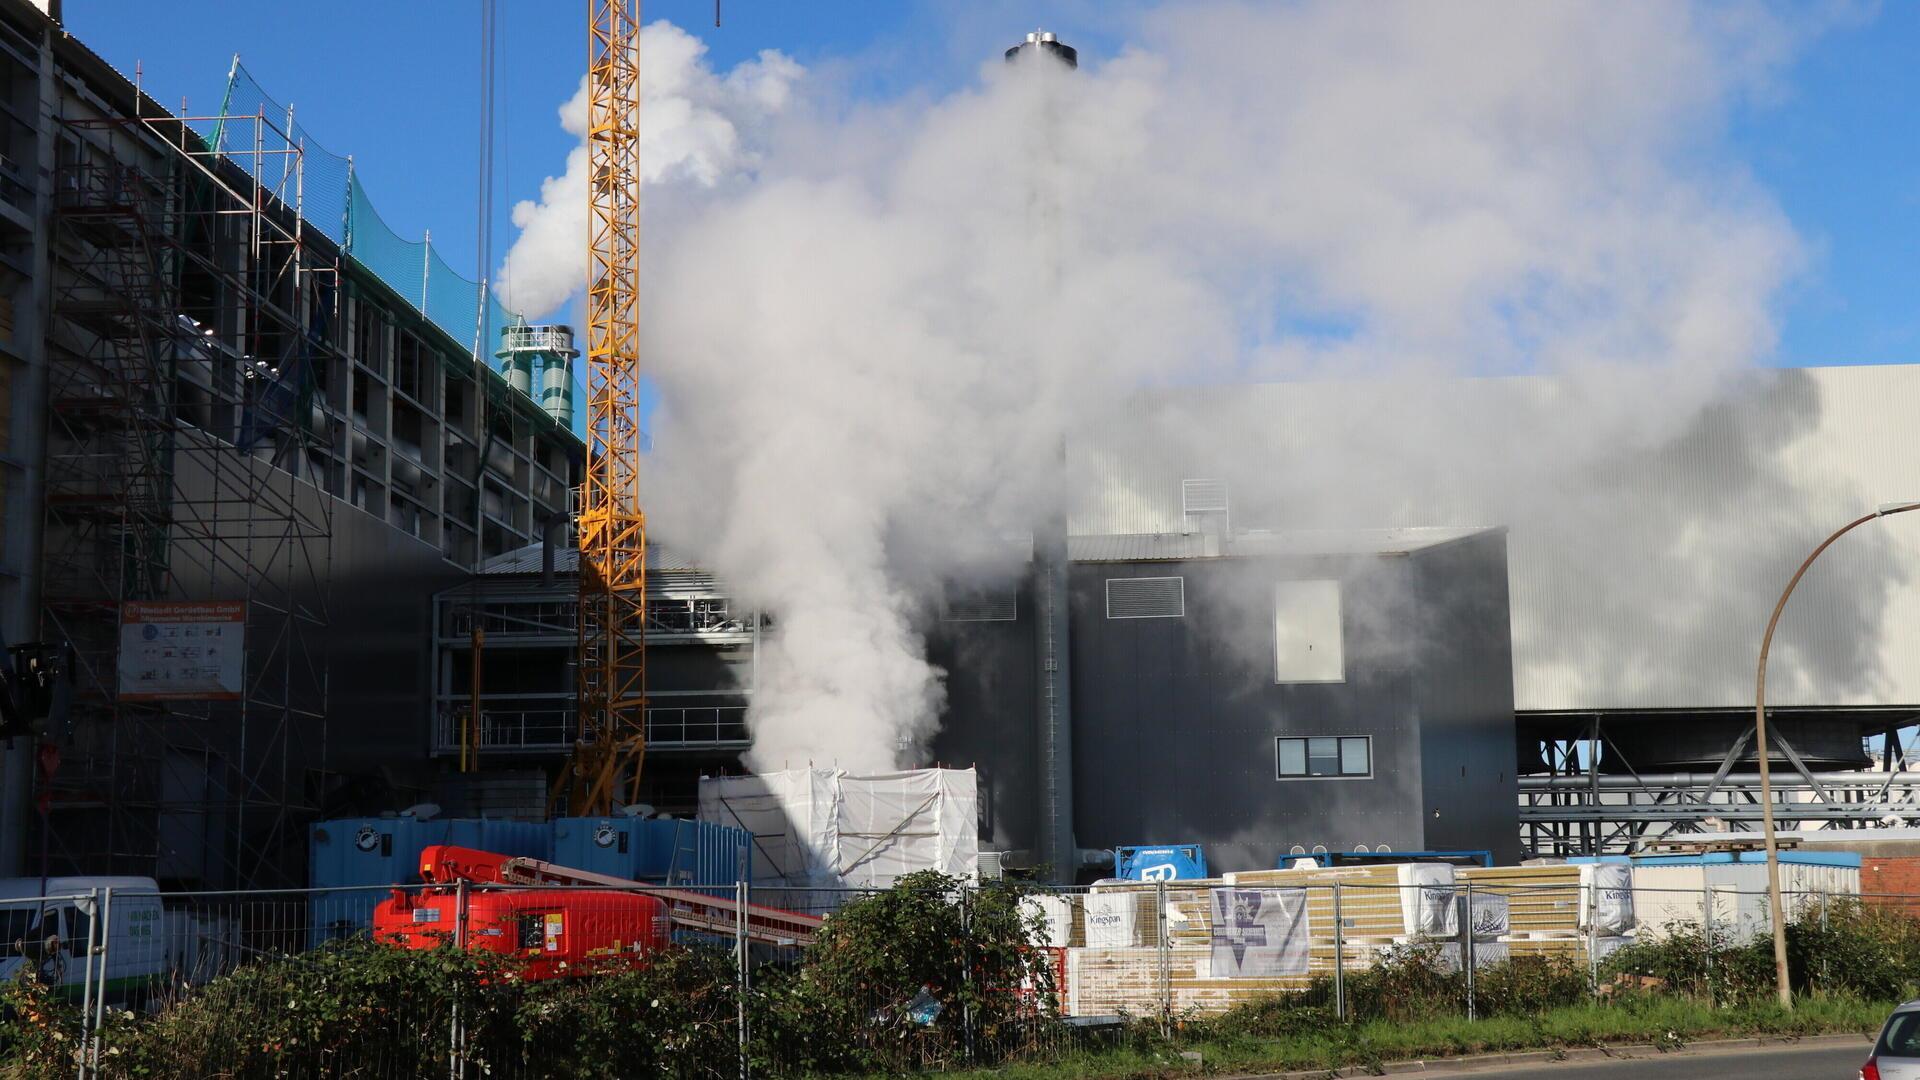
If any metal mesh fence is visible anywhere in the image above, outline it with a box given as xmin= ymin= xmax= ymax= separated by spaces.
xmin=5 ymin=876 xmax=1913 ymax=1078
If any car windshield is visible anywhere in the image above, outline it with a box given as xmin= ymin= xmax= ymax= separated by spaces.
xmin=1879 ymin=1012 xmax=1920 ymax=1057
xmin=0 ymin=906 xmax=42 ymax=956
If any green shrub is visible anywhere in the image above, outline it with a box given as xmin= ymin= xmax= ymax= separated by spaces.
xmin=753 ymin=870 xmax=1061 ymax=1074
xmin=1470 ymin=952 xmax=1589 ymax=1015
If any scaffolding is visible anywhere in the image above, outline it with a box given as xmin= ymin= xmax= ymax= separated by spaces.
xmin=36 ymin=101 xmax=335 ymax=889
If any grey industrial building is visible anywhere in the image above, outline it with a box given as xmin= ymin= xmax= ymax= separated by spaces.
xmin=437 ymin=522 xmax=1523 ymax=879
xmin=930 ymin=527 xmax=1520 ymax=874
xmin=13 ymin=2 xmax=1920 ymax=892
xmin=0 ymin=0 xmax=581 ymax=887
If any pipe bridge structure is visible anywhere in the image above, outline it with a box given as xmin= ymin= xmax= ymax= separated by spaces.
xmin=1520 ymin=713 xmax=1920 ymax=856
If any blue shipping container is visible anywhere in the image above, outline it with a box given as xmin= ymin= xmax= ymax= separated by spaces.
xmin=552 ymin=817 xmax=750 ymax=891
xmin=1114 ymin=845 xmax=1209 ymax=881
xmin=308 ymin=817 xmax=551 ymax=944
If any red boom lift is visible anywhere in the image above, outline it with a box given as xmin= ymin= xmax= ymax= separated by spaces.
xmin=372 ymin=844 xmax=822 ymax=980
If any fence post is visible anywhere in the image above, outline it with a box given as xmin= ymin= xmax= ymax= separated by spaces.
xmin=92 ymin=886 xmax=114 ymax=1075
xmin=1332 ymin=883 xmax=1345 ymax=1022
xmin=1155 ymin=879 xmax=1170 ymax=1038
xmin=1819 ymin=886 xmax=1831 ymax=989
xmin=1586 ymin=878 xmax=1599 ymax=1002
xmin=1702 ymin=880 xmax=1716 ymax=1004
xmin=449 ymin=879 xmax=469 ymax=1080
xmin=736 ymin=879 xmax=749 ymax=1080
xmin=960 ymin=887 xmax=975 ymax=1063
xmin=1461 ymin=884 xmax=1475 ymax=1022
xmin=74 ymin=886 xmax=101 ymax=1080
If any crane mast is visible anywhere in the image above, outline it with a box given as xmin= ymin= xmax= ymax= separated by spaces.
xmin=564 ymin=0 xmax=648 ymax=815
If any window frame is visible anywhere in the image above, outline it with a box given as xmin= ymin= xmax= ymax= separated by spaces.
xmin=1274 ymin=735 xmax=1373 ymax=781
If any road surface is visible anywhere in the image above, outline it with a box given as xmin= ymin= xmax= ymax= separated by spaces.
xmin=1393 ymin=1039 xmax=1871 ymax=1078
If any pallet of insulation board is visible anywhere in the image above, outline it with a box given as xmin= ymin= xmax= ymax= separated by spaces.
xmin=1458 ymin=863 xmax=1634 ymax=938
xmin=1061 ymin=865 xmax=1462 ymax=1018
xmin=1226 ymin=863 xmax=1458 ymax=943
xmin=1501 ymin=933 xmax=1633 ymax=965
xmin=1065 ymin=946 xmax=1315 ymax=1017
xmin=1073 ymin=882 xmax=1222 ymax=949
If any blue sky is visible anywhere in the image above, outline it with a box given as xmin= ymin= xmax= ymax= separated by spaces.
xmin=66 ymin=1 xmax=1920 ymax=369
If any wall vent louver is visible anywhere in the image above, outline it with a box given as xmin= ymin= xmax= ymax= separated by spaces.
xmin=1181 ymin=478 xmax=1229 ymax=515
xmin=1105 ymin=576 xmax=1185 ymax=619
xmin=940 ymin=586 xmax=1017 ymax=622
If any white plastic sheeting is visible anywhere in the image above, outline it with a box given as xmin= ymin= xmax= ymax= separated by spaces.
xmin=1467 ymin=890 xmax=1510 ymax=941
xmin=1579 ymin=863 xmax=1635 ymax=934
xmin=696 ymin=767 xmax=979 ymax=890
xmin=1397 ymin=863 xmax=1460 ymax=937
xmin=1021 ymin=895 xmax=1076 ymax=947
xmin=1083 ymin=893 xmax=1140 ymax=947
xmin=1208 ymin=888 xmax=1312 ymax=978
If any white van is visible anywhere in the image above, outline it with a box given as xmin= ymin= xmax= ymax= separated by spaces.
xmin=0 ymin=876 xmax=166 ymax=1003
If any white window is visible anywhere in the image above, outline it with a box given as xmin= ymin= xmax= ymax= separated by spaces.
xmin=1181 ymin=478 xmax=1229 ymax=515
xmin=1275 ymin=736 xmax=1372 ymax=780
xmin=1274 ymin=579 xmax=1344 ymax=683
xmin=1106 ymin=576 xmax=1184 ymax=619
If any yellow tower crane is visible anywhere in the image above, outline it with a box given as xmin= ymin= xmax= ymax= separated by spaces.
xmin=559 ymin=0 xmax=648 ymax=816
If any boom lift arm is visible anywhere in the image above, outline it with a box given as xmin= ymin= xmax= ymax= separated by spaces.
xmin=417 ymin=844 xmax=821 ymax=947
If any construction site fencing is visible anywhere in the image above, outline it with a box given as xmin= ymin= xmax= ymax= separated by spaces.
xmin=8 ymin=877 xmax=1916 ymax=1079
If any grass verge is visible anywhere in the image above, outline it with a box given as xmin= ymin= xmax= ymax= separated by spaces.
xmin=932 ymin=996 xmax=1885 ymax=1080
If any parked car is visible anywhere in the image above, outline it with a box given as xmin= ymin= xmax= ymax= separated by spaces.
xmin=1863 ymin=1000 xmax=1920 ymax=1079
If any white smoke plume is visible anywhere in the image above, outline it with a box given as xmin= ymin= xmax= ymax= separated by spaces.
xmin=511 ymin=3 xmax=1833 ymax=772
xmin=495 ymin=21 xmax=801 ymax=316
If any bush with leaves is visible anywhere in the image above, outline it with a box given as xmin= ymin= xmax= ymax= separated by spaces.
xmin=490 ymin=946 xmax=742 ymax=1080
xmin=754 ymin=870 xmax=1060 ymax=1074
xmin=1468 ymin=952 xmax=1589 ymax=1015
xmin=1605 ymin=899 xmax=1920 ymax=1006
xmin=0 ymin=971 xmax=88 ymax=1080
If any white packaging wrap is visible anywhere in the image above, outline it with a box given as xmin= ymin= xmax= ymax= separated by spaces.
xmin=1083 ymin=892 xmax=1139 ymax=947
xmin=1579 ymin=863 xmax=1635 ymax=935
xmin=1397 ymin=863 xmax=1459 ymax=937
xmin=1021 ymin=895 xmax=1075 ymax=948
xmin=1468 ymin=890 xmax=1510 ymax=941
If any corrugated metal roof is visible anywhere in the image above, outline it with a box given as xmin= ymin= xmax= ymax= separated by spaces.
xmin=1068 ymin=365 xmax=1920 ymax=713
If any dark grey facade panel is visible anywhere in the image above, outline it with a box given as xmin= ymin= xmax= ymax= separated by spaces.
xmin=927 ymin=581 xmax=1041 ymax=858
xmin=1409 ymin=531 xmax=1522 ymax=863
xmin=933 ymin=535 xmax=1518 ymax=877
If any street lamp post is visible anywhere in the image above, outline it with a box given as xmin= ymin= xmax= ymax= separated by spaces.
xmin=1755 ymin=501 xmax=1920 ymax=1009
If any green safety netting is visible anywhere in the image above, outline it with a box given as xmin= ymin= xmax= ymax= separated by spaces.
xmin=210 ymin=61 xmax=531 ymax=368
xmin=347 ymin=176 xmax=427 ymax=310
xmin=213 ymin=63 xmax=352 ymax=247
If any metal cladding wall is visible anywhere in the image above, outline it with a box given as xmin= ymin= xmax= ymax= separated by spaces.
xmin=926 ymin=581 xmax=1040 ymax=860
xmin=1061 ymin=532 xmax=1518 ymax=874
xmin=551 ymin=816 xmax=750 ymax=889
xmin=1406 ymin=531 xmax=1520 ymax=856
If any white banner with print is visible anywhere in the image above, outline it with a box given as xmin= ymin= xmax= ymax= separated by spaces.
xmin=1209 ymin=887 xmax=1311 ymax=978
